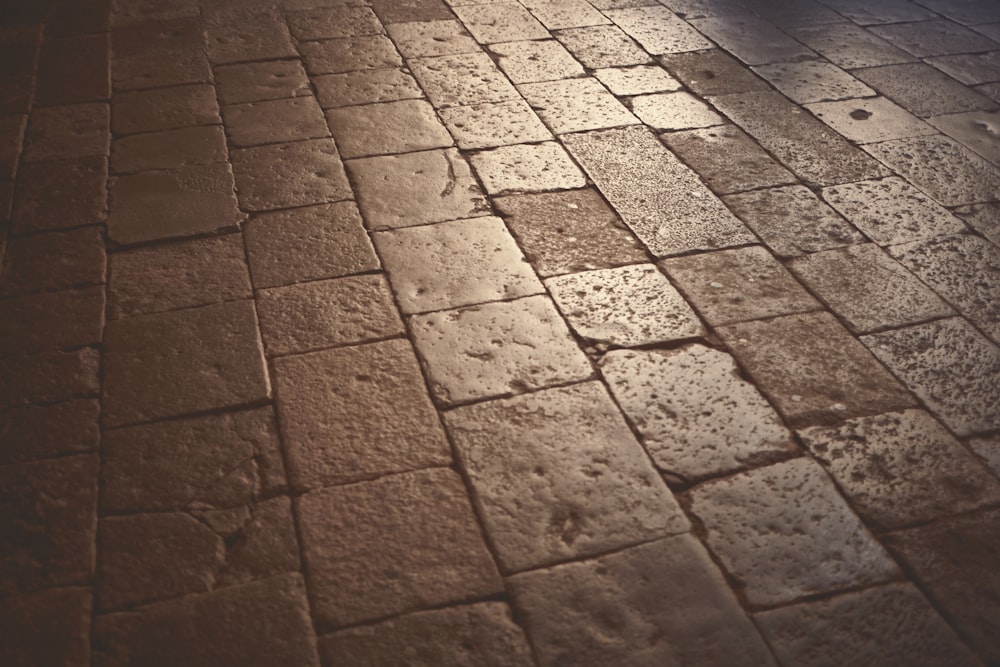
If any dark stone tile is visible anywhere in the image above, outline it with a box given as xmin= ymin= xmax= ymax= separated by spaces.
xmin=788 ymin=22 xmax=917 ymax=69
xmin=0 ymin=226 xmax=105 ymax=297
xmin=111 ymin=18 xmax=211 ymax=91
xmin=222 ymin=96 xmax=329 ymax=147
xmin=204 ymin=7 xmax=297 ymax=64
xmin=22 ymin=103 xmax=109 ymax=163
xmin=111 ymin=84 xmax=220 ymax=135
xmin=34 ymin=33 xmax=109 ymax=106
xmin=231 ymin=139 xmax=351 ymax=212
xmin=48 ymin=0 xmax=110 ymax=36
xmin=0 ymin=348 xmax=100 ymax=409
xmin=214 ymin=60 xmax=312 ymax=105
xmin=0 ymin=399 xmax=99 ymax=465
xmin=690 ymin=14 xmax=816 ymax=65
xmin=916 ymin=0 xmax=1000 ymax=25
xmin=0 ymin=587 xmax=92 ymax=667
xmin=108 ymin=0 xmax=198 ymax=26
xmin=111 ymin=125 xmax=228 ymax=173
xmin=0 ymin=113 xmax=25 ymax=180
xmin=852 ymin=62 xmax=997 ymax=117
xmin=925 ymin=51 xmax=1000 ymax=85
xmin=870 ymin=19 xmax=998 ymax=58
xmin=0 ymin=286 xmax=105 ymax=356
xmin=818 ymin=0 xmax=936 ymax=25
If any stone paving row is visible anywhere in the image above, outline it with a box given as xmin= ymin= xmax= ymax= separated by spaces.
xmin=1 ymin=0 xmax=999 ymax=664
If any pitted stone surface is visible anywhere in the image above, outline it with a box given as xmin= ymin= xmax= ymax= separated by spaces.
xmin=0 ymin=587 xmax=92 ymax=667
xmin=231 ymin=139 xmax=351 ymax=212
xmin=222 ymin=97 xmax=329 ymax=147
xmin=0 ymin=348 xmax=100 ymax=409
xmin=297 ymin=468 xmax=503 ymax=628
xmin=508 ymin=535 xmax=777 ymax=667
xmin=0 ymin=399 xmax=99 ymax=465
xmin=203 ymin=8 xmax=296 ymax=65
xmin=214 ymin=60 xmax=312 ymax=105
xmin=954 ymin=201 xmax=1000 ymax=245
xmin=22 ymin=103 xmax=109 ymax=162
xmin=490 ymin=39 xmax=586 ymax=83
xmin=519 ymin=78 xmax=638 ymax=134
xmin=805 ymin=96 xmax=936 ymax=143
xmin=821 ymin=0 xmax=936 ymax=25
xmin=299 ymin=35 xmax=402 ymax=75
xmin=593 ymin=64 xmax=682 ymax=95
xmin=0 ymin=226 xmax=105 ymax=297
xmin=853 ymin=63 xmax=997 ymax=118
xmin=273 ymin=339 xmax=451 ymax=489
xmin=752 ymin=60 xmax=875 ymax=103
xmin=523 ymin=0 xmax=611 ymax=30
xmin=788 ymin=22 xmax=916 ymax=69
xmin=870 ymin=19 xmax=999 ymax=58
xmin=604 ymin=5 xmax=713 ymax=54
xmin=445 ymin=382 xmax=687 ymax=572
xmin=327 ymin=99 xmax=453 ymax=158
xmin=602 ymin=346 xmax=794 ymax=481
xmin=386 ymin=20 xmax=480 ymax=58
xmin=111 ymin=84 xmax=220 ymax=134
xmin=440 ymin=99 xmax=551 ymax=149
xmin=410 ymin=52 xmax=519 ymax=108
xmin=470 ymin=142 xmax=587 ymax=194
xmin=688 ymin=458 xmax=900 ymax=606
xmin=970 ymin=435 xmax=1000 ymax=477
xmin=925 ymin=51 xmax=1000 ymax=86
xmin=111 ymin=126 xmax=228 ymax=173
xmin=690 ymin=14 xmax=816 ymax=65
xmin=553 ymin=24 xmax=652 ymax=68
xmin=286 ymin=5 xmax=383 ymax=41
xmin=0 ymin=286 xmax=105 ymax=356
xmin=630 ymin=91 xmax=723 ymax=129
xmin=453 ymin=3 xmax=549 ymax=43
xmin=660 ymin=48 xmax=771 ymax=96
xmin=314 ymin=68 xmax=423 ymax=108
xmin=12 ymin=156 xmax=108 ymax=235
xmin=928 ymin=109 xmax=1000 ymax=163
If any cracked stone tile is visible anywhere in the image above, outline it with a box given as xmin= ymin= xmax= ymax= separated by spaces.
xmin=111 ymin=126 xmax=228 ymax=173
xmin=453 ymin=2 xmax=549 ymax=43
xmin=470 ymin=142 xmax=587 ymax=194
xmin=440 ymin=99 xmax=551 ymax=149
xmin=953 ymin=201 xmax=1000 ymax=245
xmin=925 ymin=51 xmax=1000 ymax=86
xmin=299 ymin=35 xmax=402 ymax=75
xmin=752 ymin=60 xmax=875 ymax=104
xmin=852 ymin=63 xmax=997 ymax=118
xmin=523 ymin=0 xmax=609 ymax=29
xmin=21 ymin=103 xmax=109 ymax=163
xmin=111 ymin=84 xmax=220 ymax=134
xmin=214 ymin=60 xmax=311 ymax=105
xmin=0 ymin=286 xmax=105 ymax=357
xmin=222 ymin=97 xmax=329 ymax=147
xmin=593 ymin=64 xmax=682 ymax=95
xmin=928 ymin=109 xmax=1000 ymax=164
xmin=602 ymin=345 xmax=795 ymax=481
xmin=231 ymin=139 xmax=351 ymax=212
xmin=0 ymin=399 xmax=99 ymax=465
xmin=553 ymin=24 xmax=652 ymax=69
xmin=490 ymin=39 xmax=586 ymax=84
xmin=203 ymin=7 xmax=297 ymax=65
xmin=660 ymin=49 xmax=771 ymax=96
xmin=0 ymin=348 xmax=100 ymax=410
xmin=286 ymin=5 xmax=383 ymax=40
xmin=788 ymin=22 xmax=916 ymax=69
xmin=0 ymin=226 xmax=105 ymax=297
xmin=327 ymin=99 xmax=452 ymax=158
xmin=870 ymin=19 xmax=999 ymax=58
xmin=111 ymin=19 xmax=211 ymax=91
xmin=690 ymin=14 xmax=816 ymax=65
xmin=386 ymin=20 xmax=480 ymax=57
xmin=0 ymin=587 xmax=92 ymax=667
xmin=630 ymin=90 xmax=723 ymax=129
xmin=410 ymin=52 xmax=519 ymax=107
xmin=314 ymin=68 xmax=423 ymax=108
xmin=605 ymin=5 xmax=713 ymax=55
xmin=519 ymin=78 xmax=638 ymax=134
xmin=805 ymin=96 xmax=936 ymax=143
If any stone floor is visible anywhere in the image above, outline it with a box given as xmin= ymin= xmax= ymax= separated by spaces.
xmin=1 ymin=0 xmax=999 ymax=664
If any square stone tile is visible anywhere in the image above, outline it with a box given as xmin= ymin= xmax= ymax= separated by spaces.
xmin=752 ymin=60 xmax=875 ymax=104
xmin=297 ymin=468 xmax=503 ymax=628
xmin=870 ymin=19 xmax=998 ymax=58
xmin=453 ymin=3 xmax=549 ymax=43
xmin=286 ymin=5 xmax=383 ymax=41
xmin=22 ymin=103 xmax=109 ymax=163
xmin=244 ymin=202 xmax=379 ymax=289
xmin=520 ymin=77 xmax=638 ymax=134
xmin=327 ymin=99 xmax=452 ymax=158
xmin=410 ymin=295 xmax=593 ymax=405
xmin=369 ymin=0 xmax=455 ymax=24
xmin=111 ymin=126 xmax=228 ymax=173
xmin=605 ymin=5 xmax=713 ymax=54
xmin=314 ymin=68 xmax=423 ymax=108
xmin=660 ymin=48 xmax=771 ymax=96
xmin=722 ymin=185 xmax=864 ymax=257
xmin=805 ymin=96 xmax=935 ymax=143
xmin=214 ymin=60 xmax=311 ymax=105
xmin=602 ymin=345 xmax=795 ymax=481
xmin=108 ymin=234 xmax=251 ymax=319
xmin=718 ymin=311 xmax=916 ymax=426
xmin=553 ymin=24 xmax=652 ymax=68
xmin=375 ymin=216 xmax=543 ymax=313
xmin=630 ymin=91 xmax=723 ymax=130
xmin=34 ymin=33 xmax=110 ymax=106
xmin=0 ymin=286 xmax=105 ymax=356
xmin=523 ymin=0 xmax=610 ymax=29
xmin=102 ymin=300 xmax=270 ymax=427
xmin=0 ymin=587 xmax=92 ymax=667
xmin=111 ymin=84 xmax=220 ymax=135
xmin=11 ymin=157 xmax=108 ymax=235
xmin=0 ymin=399 xmax=99 ymax=465
xmin=0 ymin=226 xmax=105 ymax=297
xmin=445 ymin=382 xmax=687 ymax=572
xmin=853 ymin=63 xmax=997 ymax=118
xmin=0 ymin=348 xmax=100 ymax=410
xmin=661 ymin=245 xmax=821 ymax=326
xmin=347 ymin=148 xmax=490 ymax=229
xmin=507 ymin=535 xmax=777 ymax=667
xmin=222 ymin=97 xmax=329 ymax=147
xmin=819 ymin=0 xmax=936 ymax=25
xmin=300 ymin=35 xmax=403 ymax=75
xmin=546 ymin=264 xmax=703 ymax=346
xmin=385 ymin=20 xmax=480 ymax=58
xmin=687 ymin=458 xmax=900 ymax=606
xmin=410 ymin=52 xmax=519 ymax=108
xmin=439 ymin=99 xmax=551 ymax=149
xmin=788 ymin=22 xmax=916 ymax=69
xmin=111 ymin=19 xmax=211 ymax=91
xmin=925 ymin=51 xmax=1000 ymax=85
xmin=203 ymin=8 xmax=297 ymax=64
xmin=928 ymin=109 xmax=1000 ymax=164
xmin=490 ymin=39 xmax=585 ymax=84
xmin=469 ymin=142 xmax=587 ymax=195
xmin=231 ymin=139 xmax=352 ymax=212
xmin=690 ymin=14 xmax=816 ymax=65
xmin=593 ymin=65 xmax=681 ymax=95
xmin=274 ymin=339 xmax=451 ymax=489
xmin=257 ymin=275 xmax=404 ymax=356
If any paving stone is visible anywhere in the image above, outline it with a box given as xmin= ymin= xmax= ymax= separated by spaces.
xmin=347 ymin=148 xmax=490 ymax=229
xmin=852 ymin=63 xmax=997 ymax=118
xmin=630 ymin=90 xmax=723 ymax=129
xmin=111 ymin=125 xmax=226 ymax=173
xmin=745 ymin=0 xmax=843 ymax=27
xmin=928 ymin=109 xmax=1000 ymax=163
xmin=789 ymin=244 xmax=953 ymax=333
xmin=286 ymin=5 xmax=383 ymax=40
xmin=386 ymin=20 xmax=480 ymax=58
xmin=298 ymin=468 xmax=503 ymax=628
xmin=453 ymin=3 xmax=549 ymax=43
xmin=709 ymin=91 xmax=890 ymax=186
xmin=273 ymin=339 xmax=450 ymax=488
xmin=108 ymin=234 xmax=251 ymax=319
xmin=889 ymin=234 xmax=1000 ymax=343
xmin=203 ymin=8 xmax=297 ymax=64
xmin=553 ymin=24 xmax=652 ymax=68
xmin=606 ymin=5 xmax=713 ymax=55
xmin=111 ymin=83 xmax=220 ymax=134
xmin=10 ymin=157 xmax=108 ymax=234
xmin=508 ymin=535 xmax=777 ymax=667
xmin=788 ymin=22 xmax=916 ymax=69
xmin=100 ymin=407 xmax=286 ymax=513
xmin=102 ymin=300 xmax=270 ymax=427
xmin=602 ymin=345 xmax=794 ymax=481
xmin=22 ymin=102 xmax=109 ymax=163
xmin=520 ymin=78 xmax=637 ymax=134
xmin=718 ymin=311 xmax=915 ymax=426
xmin=469 ymin=142 xmax=587 ymax=195
xmin=0 ymin=454 xmax=98 ymax=595
xmin=440 ymin=99 xmax=551 ymax=149
xmin=806 ymin=96 xmax=936 ymax=144
xmin=410 ymin=295 xmax=593 ymax=405
xmin=327 ymin=99 xmax=452 ymax=158
xmin=0 ymin=286 xmax=104 ymax=357
xmin=883 ymin=509 xmax=1000 ymax=664
xmin=589 ymin=0 xmax=662 ymax=8
xmin=975 ymin=79 xmax=1000 ymax=101
xmin=111 ymin=18 xmax=212 ymax=90
xmin=723 ymin=185 xmax=864 ymax=257
xmin=919 ymin=0 xmax=1000 ymax=25
xmin=0 ymin=113 xmax=24 ymax=180
xmin=314 ymin=68 xmax=423 ymax=108
xmin=490 ymin=39 xmax=586 ymax=84
xmin=299 ymin=35 xmax=403 ymax=75
xmin=222 ymin=97 xmax=329 ymax=147
xmin=953 ymin=201 xmax=1000 ymax=245
xmin=969 ymin=434 xmax=1000 ymax=477
xmin=92 ymin=573 xmax=320 ymax=667
xmin=523 ymin=0 xmax=609 ymax=29
xmin=493 ymin=188 xmax=649 ymax=276
xmin=660 ymin=48 xmax=771 ymax=96
xmin=593 ymin=64 xmax=682 ymax=95
xmin=0 ymin=399 xmax=99 ymax=465
xmin=690 ymin=15 xmax=817 ymax=65
xmin=657 ymin=0 xmax=748 ymax=17
xmin=0 ymin=226 xmax=105 ymax=297
xmin=446 ymin=382 xmax=687 ymax=572
xmin=925 ymin=51 xmax=1000 ymax=85
xmin=107 ymin=163 xmax=242 ymax=244
xmin=820 ymin=176 xmax=967 ymax=245
xmin=661 ymin=246 xmax=820 ymax=326
xmin=231 ymin=139 xmax=351 ymax=212
xmin=687 ymin=458 xmax=900 ymax=606
xmin=410 ymin=52 xmax=519 ymax=107
xmin=752 ymin=60 xmax=875 ymax=103
xmin=754 ymin=583 xmax=981 ymax=667
xmin=34 ymin=33 xmax=109 ymax=106
xmin=816 ymin=0 xmax=936 ymax=25
xmin=0 ymin=587 xmax=91 ymax=667
xmin=214 ymin=60 xmax=311 ymax=105
xmin=321 ymin=602 xmax=535 ymax=667
xmin=865 ymin=135 xmax=1000 ymax=207
xmin=661 ymin=124 xmax=796 ymax=194
xmin=369 ymin=0 xmax=454 ymax=24
xmin=0 ymin=348 xmax=100 ymax=409
xmin=870 ymin=19 xmax=998 ymax=58
xmin=244 ymin=202 xmax=378 ymax=289
xmin=564 ymin=126 xmax=755 ymax=256
xmin=109 ymin=0 xmax=198 ymax=26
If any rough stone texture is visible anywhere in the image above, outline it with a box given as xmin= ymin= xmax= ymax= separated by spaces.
xmin=862 ymin=318 xmax=1000 ymax=436
xmin=21 ymin=102 xmax=109 ymax=163
xmin=754 ymin=583 xmax=981 ymax=667
xmin=805 ymin=96 xmax=936 ymax=144
xmin=299 ymin=36 xmax=402 ymax=75
xmin=386 ymin=20 xmax=479 ymax=58
xmin=687 ymin=458 xmax=900 ymax=606
xmin=494 ymin=188 xmax=648 ymax=277
xmin=546 ymin=264 xmax=704 ymax=345
xmin=490 ymin=39 xmax=586 ymax=84
xmin=314 ymin=68 xmax=423 ymax=108
xmin=870 ymin=19 xmax=998 ymax=58
xmin=203 ymin=8 xmax=297 ymax=65
xmin=102 ymin=300 xmax=270 ymax=427
xmin=111 ymin=84 xmax=220 ymax=135
xmin=347 ymin=148 xmax=490 ymax=230
xmin=564 ymin=126 xmax=755 ymax=257
xmin=928 ymin=109 xmax=1000 ymax=164
xmin=602 ymin=346 xmax=794 ymax=481
xmin=222 ymin=97 xmax=329 ymax=147
xmin=523 ymin=0 xmax=611 ymax=30
xmin=789 ymin=244 xmax=953 ymax=333
xmin=788 ymin=22 xmax=916 ymax=69
xmin=439 ymin=99 xmax=551 ymax=150
xmin=0 ymin=454 xmax=98 ymax=595
xmin=470 ymin=142 xmax=587 ymax=195
xmin=111 ymin=125 xmax=228 ymax=173
xmin=751 ymin=60 xmax=875 ymax=103
xmin=970 ymin=434 xmax=1000 ymax=477
xmin=231 ymin=139 xmax=351 ymax=212
xmin=925 ymin=51 xmax=1000 ymax=86
xmin=257 ymin=274 xmax=404 ymax=356
xmin=660 ymin=49 xmax=771 ymax=96
xmin=853 ymin=62 xmax=997 ymax=118
xmin=0 ymin=348 xmax=100 ymax=409
xmin=243 ymin=202 xmax=379 ymax=288
xmin=286 ymin=5 xmax=383 ymax=41
xmin=410 ymin=52 xmax=519 ymax=108
xmin=662 ymin=246 xmax=821 ymax=326
xmin=297 ymin=468 xmax=503 ymax=629
xmin=718 ymin=311 xmax=915 ymax=427
xmin=273 ymin=339 xmax=451 ymax=489
xmin=630 ymin=91 xmax=723 ymax=130
xmin=953 ymin=201 xmax=1000 ymax=246
xmin=92 ymin=573 xmax=320 ymax=667
xmin=0 ymin=399 xmax=99 ymax=465
xmin=327 ymin=99 xmax=453 ymax=158
xmin=0 ymin=226 xmax=105 ymax=297
xmin=884 ymin=509 xmax=1000 ymax=665
xmin=723 ymin=185 xmax=864 ymax=257
xmin=508 ymin=535 xmax=777 ymax=667
xmin=0 ymin=113 xmax=25 ymax=180
xmin=519 ymin=78 xmax=638 ymax=134
xmin=453 ymin=3 xmax=549 ymax=43
xmin=0 ymin=286 xmax=105 ymax=356
xmin=375 ymin=216 xmax=543 ymax=313
xmin=819 ymin=0 xmax=936 ymax=25
xmin=445 ymin=382 xmax=688 ymax=572
xmin=214 ymin=60 xmax=312 ymax=105
xmin=553 ymin=24 xmax=652 ymax=69
xmin=320 ymin=603 xmax=535 ymax=667
xmin=605 ymin=5 xmax=713 ymax=54
xmin=111 ymin=18 xmax=211 ymax=90
xmin=108 ymin=234 xmax=251 ymax=319
xmin=593 ymin=64 xmax=682 ymax=95
xmin=12 ymin=156 xmax=108 ymax=235
xmin=0 ymin=587 xmax=92 ymax=667
xmin=369 ymin=0 xmax=454 ymax=24
xmin=690 ymin=14 xmax=816 ymax=65
xmin=410 ymin=295 xmax=594 ymax=405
